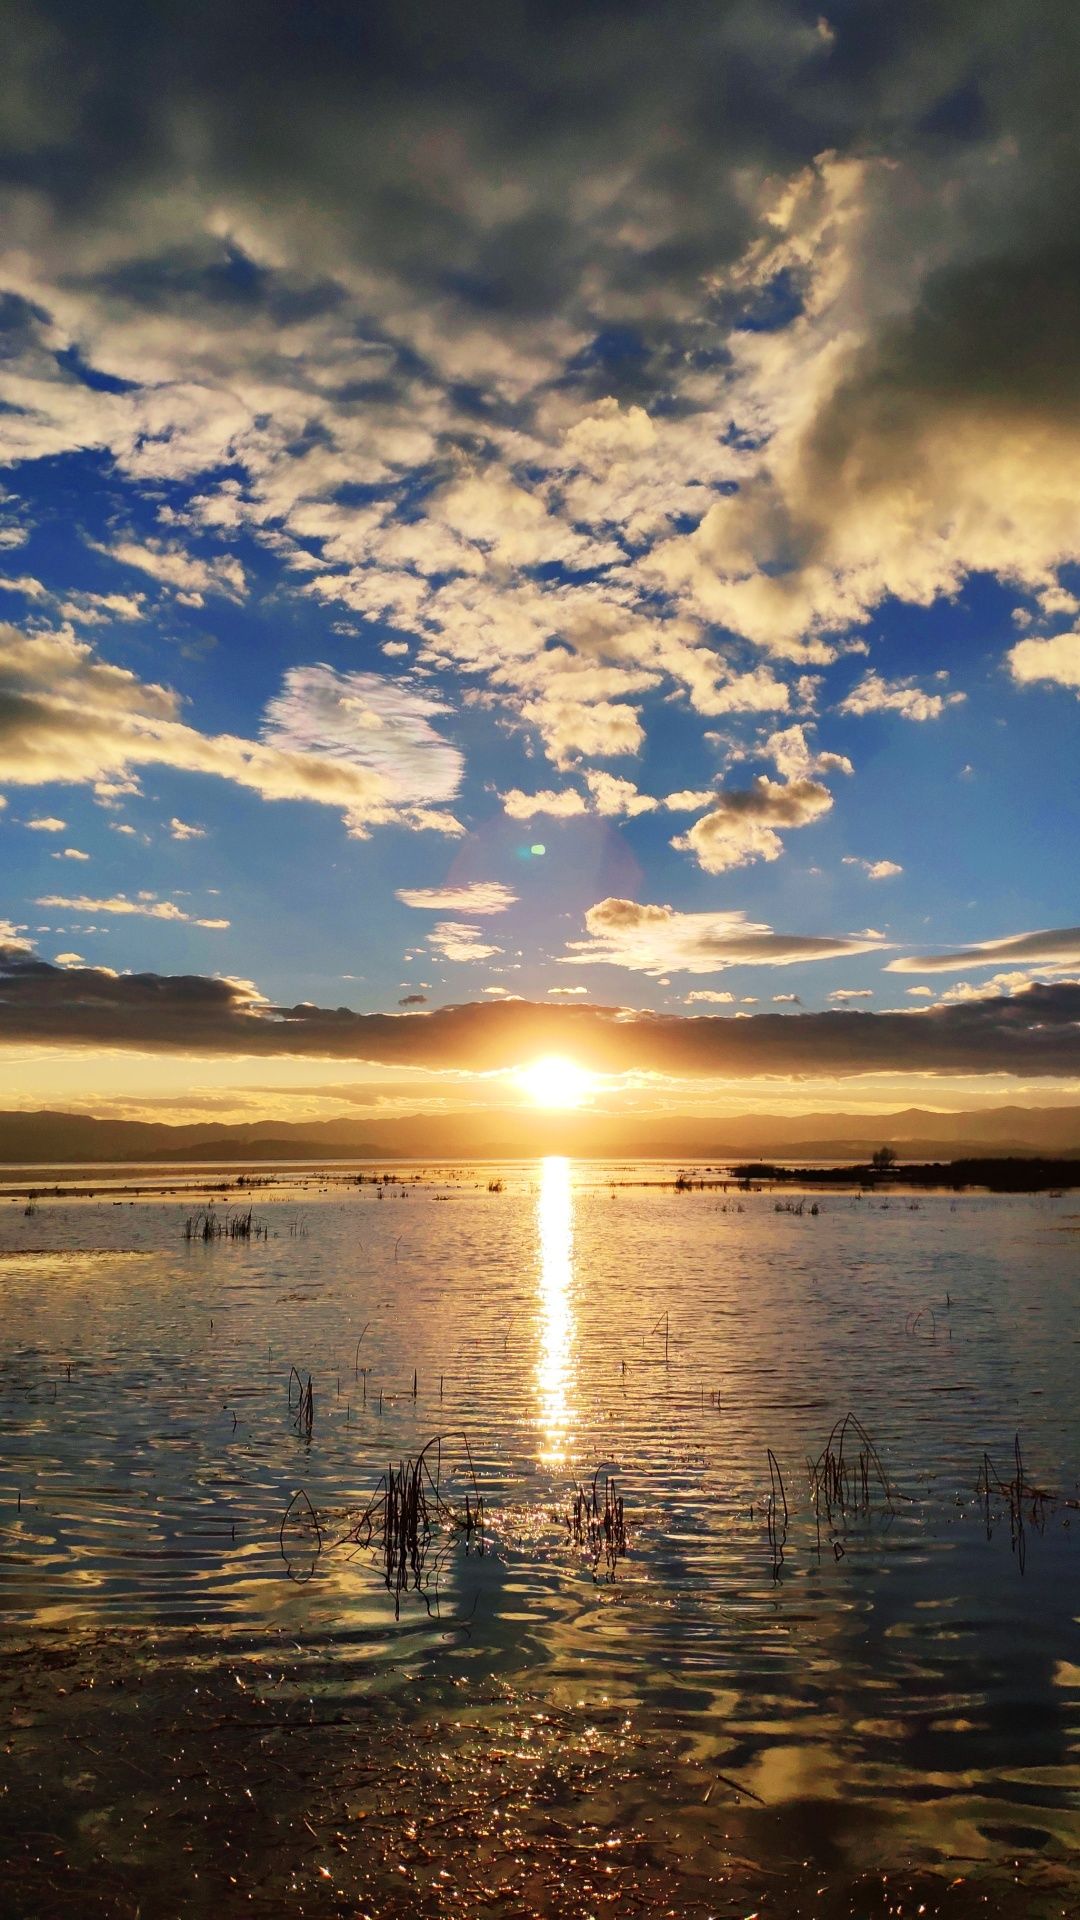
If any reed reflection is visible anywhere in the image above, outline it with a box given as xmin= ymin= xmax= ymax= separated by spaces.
xmin=535 ymin=1156 xmax=576 ymax=1466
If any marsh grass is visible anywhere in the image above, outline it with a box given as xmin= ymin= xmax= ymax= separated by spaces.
xmin=566 ymin=1469 xmax=627 ymax=1581
xmin=288 ymin=1365 xmax=314 ymax=1437
xmin=183 ymin=1207 xmax=269 ymax=1242
xmin=766 ymin=1447 xmax=789 ymax=1580
xmin=807 ymin=1412 xmax=894 ymax=1554
xmin=281 ymin=1434 xmax=485 ymax=1614
xmin=975 ymin=1432 xmax=1079 ymax=1573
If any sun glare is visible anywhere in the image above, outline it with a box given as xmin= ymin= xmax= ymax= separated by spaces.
xmin=518 ymin=1056 xmax=596 ymax=1109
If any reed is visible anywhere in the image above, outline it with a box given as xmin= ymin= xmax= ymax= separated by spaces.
xmin=808 ymin=1412 xmax=893 ymax=1539
xmin=182 ymin=1207 xmax=268 ymax=1242
xmin=566 ymin=1470 xmax=627 ymax=1581
xmin=288 ymin=1365 xmax=314 ymax=1437
xmin=766 ymin=1447 xmax=788 ymax=1579
xmin=977 ymin=1431 xmax=1064 ymax=1572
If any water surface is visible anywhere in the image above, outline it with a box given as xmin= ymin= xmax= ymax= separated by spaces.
xmin=2 ymin=1160 xmax=1078 ymax=1914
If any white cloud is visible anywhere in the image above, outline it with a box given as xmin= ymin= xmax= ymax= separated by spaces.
xmin=1007 ymin=630 xmax=1080 ymax=693
xmin=427 ymin=921 xmax=503 ymax=963
xmin=54 ymin=847 xmax=90 ymax=861
xmin=662 ymin=788 xmax=717 ymax=811
xmin=685 ymin=989 xmax=736 ymax=1004
xmin=837 ymin=672 xmax=966 ymax=722
xmin=0 ymin=574 xmax=49 ymax=600
xmin=169 ymin=818 xmax=207 ymax=841
xmin=396 ymin=882 xmax=518 ymax=914
xmin=764 ymin=724 xmax=853 ymax=781
xmin=583 ymin=771 xmax=658 ymax=817
xmin=92 ymin=538 xmax=246 ymax=605
xmin=0 ymin=627 xmax=463 ymax=840
xmin=25 ymin=815 xmax=66 ymax=831
xmin=500 ymin=787 xmax=588 ymax=821
xmin=0 ymin=918 xmax=31 ymax=948
xmin=548 ymin=985 xmax=588 ymax=995
xmin=932 ymin=970 xmax=1058 ymax=1004
xmin=829 ymin=987 xmax=874 ymax=1001
xmin=37 ymin=891 xmax=229 ymax=929
xmin=561 ymin=897 xmax=888 ymax=975
xmin=843 ymin=855 xmax=902 ymax=879
xmin=53 ymin=951 xmax=85 ymax=967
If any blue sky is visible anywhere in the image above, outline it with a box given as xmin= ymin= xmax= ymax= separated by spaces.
xmin=1 ymin=0 xmax=1078 ymax=1121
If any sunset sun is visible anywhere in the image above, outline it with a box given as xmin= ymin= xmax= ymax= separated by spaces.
xmin=517 ymin=1056 xmax=596 ymax=1109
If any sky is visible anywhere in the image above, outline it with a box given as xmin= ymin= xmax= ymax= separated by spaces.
xmin=1 ymin=0 xmax=1078 ymax=1127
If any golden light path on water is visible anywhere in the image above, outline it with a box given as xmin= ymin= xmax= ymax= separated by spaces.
xmin=535 ymin=1155 xmax=576 ymax=1466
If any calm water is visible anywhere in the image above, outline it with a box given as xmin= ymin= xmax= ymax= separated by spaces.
xmin=2 ymin=1160 xmax=1079 ymax=1909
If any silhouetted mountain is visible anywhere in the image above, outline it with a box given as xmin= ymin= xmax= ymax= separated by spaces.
xmin=1 ymin=1103 xmax=1079 ymax=1165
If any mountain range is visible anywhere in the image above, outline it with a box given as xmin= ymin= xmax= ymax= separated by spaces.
xmin=1 ymin=1104 xmax=1079 ymax=1166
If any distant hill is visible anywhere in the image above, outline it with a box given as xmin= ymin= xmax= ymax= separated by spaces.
xmin=1 ymin=1103 xmax=1079 ymax=1165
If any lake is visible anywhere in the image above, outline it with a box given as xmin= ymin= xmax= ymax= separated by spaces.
xmin=2 ymin=1160 xmax=1079 ymax=1917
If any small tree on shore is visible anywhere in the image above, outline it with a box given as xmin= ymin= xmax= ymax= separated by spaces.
xmin=871 ymin=1145 xmax=897 ymax=1173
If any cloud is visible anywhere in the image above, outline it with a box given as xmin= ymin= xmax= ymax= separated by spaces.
xmin=53 ymin=846 xmax=90 ymax=861
xmin=888 ymin=927 xmax=1080 ymax=974
xmin=843 ymin=856 xmax=902 ymax=879
xmin=2 ymin=2 xmax=1080 ymax=747
xmin=395 ymin=882 xmax=518 ymax=915
xmin=262 ymin=664 xmax=463 ymax=820
xmin=169 ymin=818 xmax=206 ymax=841
xmin=37 ymin=891 xmax=230 ymax=929
xmin=671 ymin=777 xmax=833 ymax=874
xmin=2 ymin=948 xmax=1077 ymax=1081
xmin=503 ymin=773 xmax=718 ymax=825
xmin=837 ymin=674 xmax=966 ymax=722
xmin=398 ymin=992 xmax=428 ymax=1006
xmin=764 ymin=725 xmax=853 ymax=781
xmin=1008 ymin=631 xmax=1080 ymax=693
xmin=427 ymin=922 xmax=503 ymax=963
xmin=829 ymin=988 xmax=874 ymax=1002
xmin=548 ymin=985 xmax=587 ymax=995
xmin=92 ymin=539 xmax=246 ymax=606
xmin=560 ymin=897 xmax=888 ymax=976
xmin=25 ymin=815 xmax=66 ymax=831
xmin=583 ymin=771 xmax=659 ymax=818
xmin=53 ymin=952 xmax=85 ymax=967
xmin=931 ymin=970 xmax=1056 ymax=1004
xmin=500 ymin=788 xmax=588 ymax=821
xmin=0 ymin=626 xmax=462 ymax=839
xmin=685 ymin=989 xmax=736 ymax=1005
xmin=1 ymin=0 xmax=1079 ymax=894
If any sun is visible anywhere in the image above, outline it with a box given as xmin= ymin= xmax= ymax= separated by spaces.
xmin=517 ymin=1056 xmax=596 ymax=1110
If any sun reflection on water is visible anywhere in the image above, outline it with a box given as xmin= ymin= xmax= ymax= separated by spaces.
xmin=535 ymin=1155 xmax=576 ymax=1466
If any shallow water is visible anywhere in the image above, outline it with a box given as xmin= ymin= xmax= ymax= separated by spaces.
xmin=2 ymin=1160 xmax=1079 ymax=1911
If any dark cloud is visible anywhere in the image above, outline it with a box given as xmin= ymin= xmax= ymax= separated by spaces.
xmin=3 ymin=0 xmax=1059 ymax=357
xmin=2 ymin=946 xmax=1077 ymax=1079
xmin=888 ymin=928 xmax=1080 ymax=974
